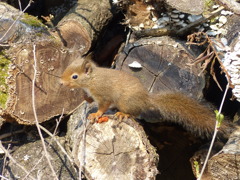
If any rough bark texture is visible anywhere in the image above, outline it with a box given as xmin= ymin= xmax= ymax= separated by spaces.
xmin=165 ymin=0 xmax=204 ymax=15
xmin=115 ymin=36 xmax=205 ymax=99
xmin=57 ymin=0 xmax=113 ymax=53
xmin=0 ymin=0 xmax=113 ymax=124
xmin=67 ymin=102 xmax=159 ymax=180
xmin=4 ymin=136 xmax=77 ymax=179
xmin=190 ymin=127 xmax=240 ymax=179
xmin=221 ymin=14 xmax=240 ymax=102
xmin=206 ymin=127 xmax=240 ymax=180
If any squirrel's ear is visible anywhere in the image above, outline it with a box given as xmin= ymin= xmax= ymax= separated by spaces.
xmin=82 ymin=60 xmax=94 ymax=75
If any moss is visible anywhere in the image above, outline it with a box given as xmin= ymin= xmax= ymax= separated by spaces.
xmin=203 ymin=0 xmax=215 ymax=16
xmin=204 ymin=0 xmax=214 ymax=8
xmin=20 ymin=13 xmax=45 ymax=28
xmin=0 ymin=52 xmax=10 ymax=108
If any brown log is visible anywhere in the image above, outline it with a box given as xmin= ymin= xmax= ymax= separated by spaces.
xmin=115 ymin=36 xmax=205 ymax=98
xmin=165 ymin=0 xmax=204 ymax=15
xmin=190 ymin=127 xmax=240 ymax=179
xmin=57 ymin=0 xmax=113 ymax=53
xmin=67 ymin=102 xmax=159 ymax=179
xmin=4 ymin=136 xmax=77 ymax=179
xmin=0 ymin=0 xmax=113 ymax=124
xmin=207 ymin=127 xmax=240 ymax=180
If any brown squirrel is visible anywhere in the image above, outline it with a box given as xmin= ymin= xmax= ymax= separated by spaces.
xmin=61 ymin=56 xmax=230 ymax=138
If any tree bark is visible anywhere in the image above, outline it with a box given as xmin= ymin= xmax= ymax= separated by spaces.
xmin=115 ymin=36 xmax=205 ymax=98
xmin=0 ymin=0 xmax=114 ymax=124
xmin=56 ymin=0 xmax=113 ymax=54
xmin=190 ymin=128 xmax=240 ymax=179
xmin=67 ymin=102 xmax=159 ymax=180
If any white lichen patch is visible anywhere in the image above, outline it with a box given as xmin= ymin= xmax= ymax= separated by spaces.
xmin=222 ymin=34 xmax=240 ymax=101
xmin=23 ymin=154 xmax=30 ymax=161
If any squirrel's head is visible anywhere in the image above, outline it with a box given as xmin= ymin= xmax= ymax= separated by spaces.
xmin=60 ymin=57 xmax=96 ymax=88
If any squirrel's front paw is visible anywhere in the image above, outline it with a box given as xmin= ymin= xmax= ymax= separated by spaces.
xmin=88 ymin=113 xmax=100 ymax=123
xmin=114 ymin=112 xmax=130 ymax=121
xmin=88 ymin=110 xmax=104 ymax=123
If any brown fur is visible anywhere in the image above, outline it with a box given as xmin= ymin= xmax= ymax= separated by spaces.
xmin=61 ymin=57 xmax=230 ymax=138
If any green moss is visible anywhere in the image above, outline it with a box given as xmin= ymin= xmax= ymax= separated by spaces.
xmin=0 ymin=52 xmax=10 ymax=108
xmin=203 ymin=0 xmax=215 ymax=16
xmin=20 ymin=13 xmax=45 ymax=28
xmin=204 ymin=0 xmax=214 ymax=8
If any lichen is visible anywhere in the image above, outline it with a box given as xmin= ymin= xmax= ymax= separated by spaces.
xmin=0 ymin=52 xmax=10 ymax=108
xmin=20 ymin=13 xmax=45 ymax=28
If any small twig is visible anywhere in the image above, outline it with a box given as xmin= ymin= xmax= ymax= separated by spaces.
xmin=0 ymin=175 xmax=9 ymax=180
xmin=125 ymin=28 xmax=132 ymax=47
xmin=176 ymin=6 xmax=224 ymax=36
xmin=0 ymin=141 xmax=35 ymax=180
xmin=0 ymin=128 xmax=25 ymax=140
xmin=18 ymin=0 xmax=22 ymax=11
xmin=208 ymin=39 xmax=233 ymax=87
xmin=210 ymin=57 xmax=223 ymax=91
xmin=134 ymin=28 xmax=170 ymax=38
xmin=197 ymin=83 xmax=229 ymax=180
xmin=1 ymin=144 xmax=11 ymax=179
xmin=32 ymin=44 xmax=58 ymax=180
xmin=0 ymin=0 xmax=33 ymax=42
xmin=22 ymin=154 xmax=45 ymax=180
xmin=53 ymin=108 xmax=65 ymax=136
xmin=79 ymin=103 xmax=88 ymax=180
xmin=187 ymin=32 xmax=232 ymax=90
xmin=38 ymin=124 xmax=74 ymax=163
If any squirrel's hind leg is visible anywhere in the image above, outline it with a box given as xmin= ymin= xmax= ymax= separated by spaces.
xmin=114 ymin=112 xmax=131 ymax=121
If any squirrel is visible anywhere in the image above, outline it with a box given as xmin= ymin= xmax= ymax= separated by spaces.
xmin=61 ymin=56 xmax=231 ymax=138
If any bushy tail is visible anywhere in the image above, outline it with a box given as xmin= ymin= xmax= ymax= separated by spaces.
xmin=142 ymin=92 xmax=233 ymax=139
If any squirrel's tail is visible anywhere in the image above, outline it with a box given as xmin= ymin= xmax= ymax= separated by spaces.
xmin=141 ymin=92 xmax=232 ymax=139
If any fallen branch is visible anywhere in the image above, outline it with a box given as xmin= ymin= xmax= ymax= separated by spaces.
xmin=32 ymin=44 xmax=58 ymax=179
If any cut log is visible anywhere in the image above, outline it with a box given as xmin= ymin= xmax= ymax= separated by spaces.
xmin=0 ymin=0 xmax=114 ymax=124
xmin=165 ymin=0 xmax=204 ymax=15
xmin=3 ymin=41 xmax=84 ymax=124
xmin=67 ymin=102 xmax=159 ymax=179
xmin=57 ymin=0 xmax=113 ymax=53
xmin=115 ymin=36 xmax=205 ymax=98
xmin=0 ymin=2 xmax=83 ymax=124
xmin=190 ymin=127 xmax=240 ymax=179
xmin=4 ymin=136 xmax=77 ymax=179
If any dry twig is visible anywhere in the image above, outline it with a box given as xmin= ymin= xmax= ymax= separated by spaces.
xmin=0 ymin=141 xmax=35 ymax=180
xmin=32 ymin=44 xmax=58 ymax=179
xmin=176 ymin=6 xmax=224 ymax=36
xmin=187 ymin=32 xmax=233 ymax=90
xmin=197 ymin=83 xmax=229 ymax=180
xmin=0 ymin=0 xmax=33 ymax=44
xmin=0 ymin=128 xmax=25 ymax=140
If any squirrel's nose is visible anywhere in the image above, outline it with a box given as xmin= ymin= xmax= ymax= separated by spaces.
xmin=59 ymin=79 xmax=66 ymax=86
xmin=59 ymin=79 xmax=71 ymax=87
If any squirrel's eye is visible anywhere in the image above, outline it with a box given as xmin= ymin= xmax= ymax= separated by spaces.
xmin=72 ymin=74 xmax=78 ymax=79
